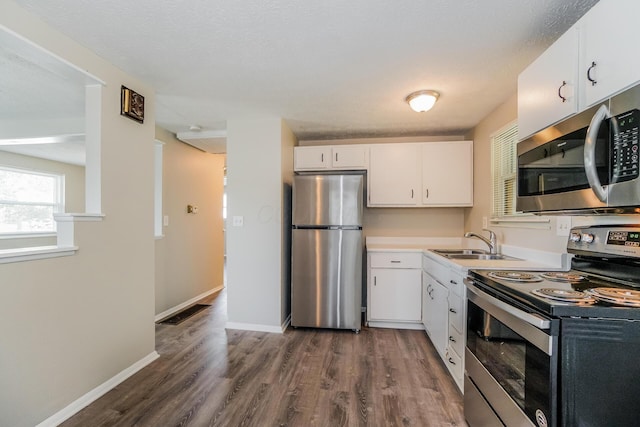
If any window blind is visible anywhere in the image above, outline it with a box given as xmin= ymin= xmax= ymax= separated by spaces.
xmin=491 ymin=122 xmax=518 ymax=217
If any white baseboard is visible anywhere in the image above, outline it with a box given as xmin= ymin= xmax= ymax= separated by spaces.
xmin=225 ymin=321 xmax=286 ymax=334
xmin=155 ymin=285 xmax=224 ymax=322
xmin=367 ymin=320 xmax=425 ymax=330
xmin=36 ymin=351 xmax=160 ymax=427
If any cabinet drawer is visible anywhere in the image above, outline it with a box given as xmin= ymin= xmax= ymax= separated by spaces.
xmin=448 ymin=292 xmax=464 ymax=333
xmin=447 ymin=271 xmax=465 ymax=297
xmin=370 ymin=252 xmax=421 ymax=268
xmin=445 ymin=347 xmax=463 ymax=382
xmin=448 ymin=323 xmax=464 ymax=357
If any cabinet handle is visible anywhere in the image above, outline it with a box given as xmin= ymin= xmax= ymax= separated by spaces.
xmin=374 ymin=276 xmax=377 ymax=286
xmin=426 ymin=188 xmax=429 ymax=198
xmin=449 ymin=308 xmax=457 ymax=314
xmin=321 ymin=153 xmax=324 ymax=162
xmin=587 ymin=61 xmax=597 ymax=86
xmin=558 ymin=80 xmax=567 ymax=102
xmin=390 ymin=260 xmax=401 ymax=263
xmin=411 ymin=189 xmax=414 ymax=198
xmin=449 ymin=336 xmax=456 ymax=343
xmin=448 ymin=357 xmax=456 ymax=365
xmin=450 ymin=280 xmax=458 ymax=285
xmin=335 ymin=153 xmax=338 ymax=162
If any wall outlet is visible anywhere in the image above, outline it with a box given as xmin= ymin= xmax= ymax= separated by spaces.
xmin=482 ymin=216 xmax=488 ymax=228
xmin=163 ymin=215 xmax=169 ymax=226
xmin=556 ymin=217 xmax=572 ymax=236
xmin=232 ymin=216 xmax=244 ymax=227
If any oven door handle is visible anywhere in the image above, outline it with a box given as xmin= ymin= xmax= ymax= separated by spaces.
xmin=465 ymin=280 xmax=554 ymax=355
xmin=465 ymin=279 xmax=550 ymax=329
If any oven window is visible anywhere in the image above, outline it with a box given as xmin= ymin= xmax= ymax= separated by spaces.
xmin=467 ymin=300 xmax=553 ymax=423
xmin=517 ymin=122 xmax=609 ymax=197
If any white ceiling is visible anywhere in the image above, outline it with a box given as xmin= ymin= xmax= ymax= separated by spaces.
xmin=9 ymin=0 xmax=600 ymax=149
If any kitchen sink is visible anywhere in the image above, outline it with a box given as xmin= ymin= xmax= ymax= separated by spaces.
xmin=432 ymin=249 xmax=488 ymax=256
xmin=432 ymin=249 xmax=519 ymax=261
xmin=446 ymin=253 xmax=519 ymax=261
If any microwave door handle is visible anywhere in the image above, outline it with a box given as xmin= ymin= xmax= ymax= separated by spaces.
xmin=584 ymin=104 xmax=610 ymax=202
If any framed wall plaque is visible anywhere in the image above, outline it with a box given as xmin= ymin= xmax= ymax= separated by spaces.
xmin=120 ymin=85 xmax=145 ymax=123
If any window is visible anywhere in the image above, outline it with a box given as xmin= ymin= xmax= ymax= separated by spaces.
xmin=0 ymin=166 xmax=64 ymax=234
xmin=491 ymin=122 xmax=518 ymax=217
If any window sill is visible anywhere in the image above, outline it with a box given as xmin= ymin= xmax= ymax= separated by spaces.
xmin=490 ymin=215 xmax=551 ymax=229
xmin=0 ymin=245 xmax=79 ymax=264
xmin=0 ymin=213 xmax=105 ymax=264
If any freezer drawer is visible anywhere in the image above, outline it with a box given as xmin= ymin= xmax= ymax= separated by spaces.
xmin=291 ymin=228 xmax=362 ymax=330
xmin=292 ymin=174 xmax=363 ymax=227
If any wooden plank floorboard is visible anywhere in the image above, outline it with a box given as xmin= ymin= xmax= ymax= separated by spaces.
xmin=61 ymin=289 xmax=467 ymax=427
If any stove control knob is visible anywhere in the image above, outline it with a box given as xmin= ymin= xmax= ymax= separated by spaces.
xmin=569 ymin=232 xmax=582 ymax=243
xmin=581 ymin=233 xmax=595 ymax=244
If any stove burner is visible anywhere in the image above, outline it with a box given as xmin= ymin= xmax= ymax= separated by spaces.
xmin=531 ymin=288 xmax=596 ymax=305
xmin=488 ymin=271 xmax=542 ymax=282
xmin=585 ymin=287 xmax=640 ymax=307
xmin=539 ymin=272 xmax=587 ymax=282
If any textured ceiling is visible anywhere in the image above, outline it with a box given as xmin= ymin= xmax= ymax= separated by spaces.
xmin=9 ymin=0 xmax=600 ymax=145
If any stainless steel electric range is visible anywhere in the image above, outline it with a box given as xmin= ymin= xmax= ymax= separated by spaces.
xmin=464 ymin=225 xmax=640 ymax=427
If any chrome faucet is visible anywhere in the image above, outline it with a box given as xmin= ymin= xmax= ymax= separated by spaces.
xmin=464 ymin=229 xmax=497 ymax=254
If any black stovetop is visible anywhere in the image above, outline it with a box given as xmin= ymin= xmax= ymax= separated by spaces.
xmin=468 ymin=268 xmax=640 ymax=320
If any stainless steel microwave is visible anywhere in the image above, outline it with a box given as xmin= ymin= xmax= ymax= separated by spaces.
xmin=517 ymin=83 xmax=640 ymax=214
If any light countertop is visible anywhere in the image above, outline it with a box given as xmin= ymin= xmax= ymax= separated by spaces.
xmin=366 ymin=237 xmax=570 ymax=272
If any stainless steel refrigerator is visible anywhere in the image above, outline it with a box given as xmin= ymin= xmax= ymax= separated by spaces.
xmin=291 ymin=172 xmax=363 ymax=332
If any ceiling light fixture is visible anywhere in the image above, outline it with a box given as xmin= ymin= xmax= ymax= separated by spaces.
xmin=405 ymin=90 xmax=440 ymax=112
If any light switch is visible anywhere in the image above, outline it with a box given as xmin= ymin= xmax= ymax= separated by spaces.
xmin=232 ymin=216 xmax=244 ymax=227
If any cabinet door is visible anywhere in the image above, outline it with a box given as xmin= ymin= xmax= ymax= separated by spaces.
xmin=517 ymin=27 xmax=579 ymax=139
xmin=368 ymin=144 xmax=420 ymax=206
xmin=422 ymin=273 xmax=448 ymax=358
xmin=421 ymin=141 xmax=473 ymax=206
xmin=332 ymin=145 xmax=368 ymax=169
xmin=581 ymin=0 xmax=640 ymax=108
xmin=369 ymin=268 xmax=422 ymax=321
xmin=294 ymin=146 xmax=330 ymax=170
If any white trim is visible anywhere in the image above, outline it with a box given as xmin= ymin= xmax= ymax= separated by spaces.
xmin=154 ymin=285 xmax=224 ymax=322
xmin=225 ymin=321 xmax=287 ymax=334
xmin=367 ymin=321 xmax=424 ymax=330
xmin=0 ymin=245 xmax=78 ymax=264
xmin=54 ymin=213 xmax=105 ymax=222
xmin=35 ymin=351 xmax=159 ymax=427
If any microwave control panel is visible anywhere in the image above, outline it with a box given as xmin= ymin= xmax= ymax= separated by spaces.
xmin=611 ymin=109 xmax=639 ymax=183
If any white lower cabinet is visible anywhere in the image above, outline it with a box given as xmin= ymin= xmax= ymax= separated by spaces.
xmin=422 ymin=271 xmax=448 ymax=359
xmin=423 ymin=253 xmax=467 ymax=393
xmin=367 ymin=251 xmax=423 ymax=328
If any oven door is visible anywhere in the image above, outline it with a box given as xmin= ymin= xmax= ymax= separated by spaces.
xmin=464 ymin=281 xmax=558 ymax=427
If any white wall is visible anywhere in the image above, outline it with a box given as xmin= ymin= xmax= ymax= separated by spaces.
xmin=0 ymin=3 xmax=156 ymax=426
xmin=154 ymin=127 xmax=225 ymax=315
xmin=226 ymin=118 xmax=295 ymax=331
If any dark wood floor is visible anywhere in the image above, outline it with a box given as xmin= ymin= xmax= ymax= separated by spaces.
xmin=62 ymin=290 xmax=466 ymax=427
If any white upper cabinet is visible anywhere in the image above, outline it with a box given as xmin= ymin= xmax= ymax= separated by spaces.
xmin=421 ymin=141 xmax=473 ymax=206
xmin=518 ymin=0 xmax=640 ymax=139
xmin=368 ymin=143 xmax=421 ymax=206
xmin=517 ymin=28 xmax=579 ymax=140
xmin=331 ymin=145 xmax=368 ymax=169
xmin=294 ymin=145 xmax=368 ymax=171
xmin=294 ymin=146 xmax=331 ymax=170
xmin=581 ymin=0 xmax=640 ymax=108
